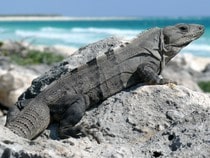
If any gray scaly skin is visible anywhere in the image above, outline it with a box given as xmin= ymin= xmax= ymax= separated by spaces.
xmin=5 ymin=23 xmax=204 ymax=140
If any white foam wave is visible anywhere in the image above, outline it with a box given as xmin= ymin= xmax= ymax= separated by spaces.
xmin=40 ymin=27 xmax=143 ymax=37
xmin=16 ymin=30 xmax=69 ymax=39
xmin=71 ymin=27 xmax=142 ymax=35
xmin=184 ymin=44 xmax=210 ymax=52
xmin=40 ymin=27 xmax=67 ymax=32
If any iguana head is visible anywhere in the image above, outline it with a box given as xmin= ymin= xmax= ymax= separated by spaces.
xmin=161 ymin=23 xmax=204 ymax=61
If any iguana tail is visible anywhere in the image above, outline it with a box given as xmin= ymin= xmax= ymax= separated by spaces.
xmin=5 ymin=102 xmax=50 ymax=140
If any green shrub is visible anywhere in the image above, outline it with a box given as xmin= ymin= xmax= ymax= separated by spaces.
xmin=0 ymin=41 xmax=3 ymax=47
xmin=10 ymin=50 xmax=64 ymax=65
xmin=198 ymin=81 xmax=210 ymax=92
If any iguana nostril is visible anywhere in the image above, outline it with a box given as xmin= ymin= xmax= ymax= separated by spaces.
xmin=198 ymin=25 xmax=204 ymax=30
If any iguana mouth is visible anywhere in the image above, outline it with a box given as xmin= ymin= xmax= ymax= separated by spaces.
xmin=170 ymin=31 xmax=204 ymax=47
xmin=169 ymin=41 xmax=191 ymax=47
xmin=180 ymin=41 xmax=191 ymax=47
xmin=189 ymin=31 xmax=204 ymax=39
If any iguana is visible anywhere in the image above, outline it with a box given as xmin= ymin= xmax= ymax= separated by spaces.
xmin=5 ymin=23 xmax=204 ymax=140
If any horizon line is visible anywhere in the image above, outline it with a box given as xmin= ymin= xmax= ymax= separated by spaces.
xmin=0 ymin=15 xmax=209 ymax=21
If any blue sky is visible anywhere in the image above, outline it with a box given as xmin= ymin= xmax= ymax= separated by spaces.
xmin=0 ymin=0 xmax=209 ymax=17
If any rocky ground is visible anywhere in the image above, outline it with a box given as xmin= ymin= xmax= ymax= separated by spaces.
xmin=0 ymin=37 xmax=210 ymax=157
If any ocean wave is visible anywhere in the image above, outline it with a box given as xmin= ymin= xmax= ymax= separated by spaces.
xmin=15 ymin=30 xmax=102 ymax=44
xmin=40 ymin=27 xmax=143 ymax=38
xmin=14 ymin=28 xmax=210 ymax=55
xmin=15 ymin=27 xmax=143 ymax=45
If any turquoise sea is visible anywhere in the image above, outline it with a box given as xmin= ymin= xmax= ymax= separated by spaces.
xmin=0 ymin=17 xmax=210 ymax=57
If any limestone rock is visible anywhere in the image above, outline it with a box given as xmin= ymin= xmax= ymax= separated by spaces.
xmin=172 ymin=53 xmax=210 ymax=72
xmin=0 ymin=57 xmax=39 ymax=107
xmin=0 ymin=40 xmax=28 ymax=55
xmin=167 ymin=53 xmax=210 ymax=86
xmin=196 ymin=63 xmax=210 ymax=82
xmin=78 ymin=85 xmax=210 ymax=144
xmin=162 ymin=61 xmax=202 ymax=91
xmin=0 ymin=85 xmax=210 ymax=157
xmin=139 ymin=109 xmax=210 ymax=157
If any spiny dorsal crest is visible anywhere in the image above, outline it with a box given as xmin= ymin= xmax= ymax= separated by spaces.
xmin=137 ymin=27 xmax=160 ymax=38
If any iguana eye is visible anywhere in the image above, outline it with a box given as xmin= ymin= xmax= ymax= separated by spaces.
xmin=179 ymin=26 xmax=188 ymax=32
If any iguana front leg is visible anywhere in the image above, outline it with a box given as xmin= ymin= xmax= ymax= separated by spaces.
xmin=137 ymin=63 xmax=177 ymax=85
